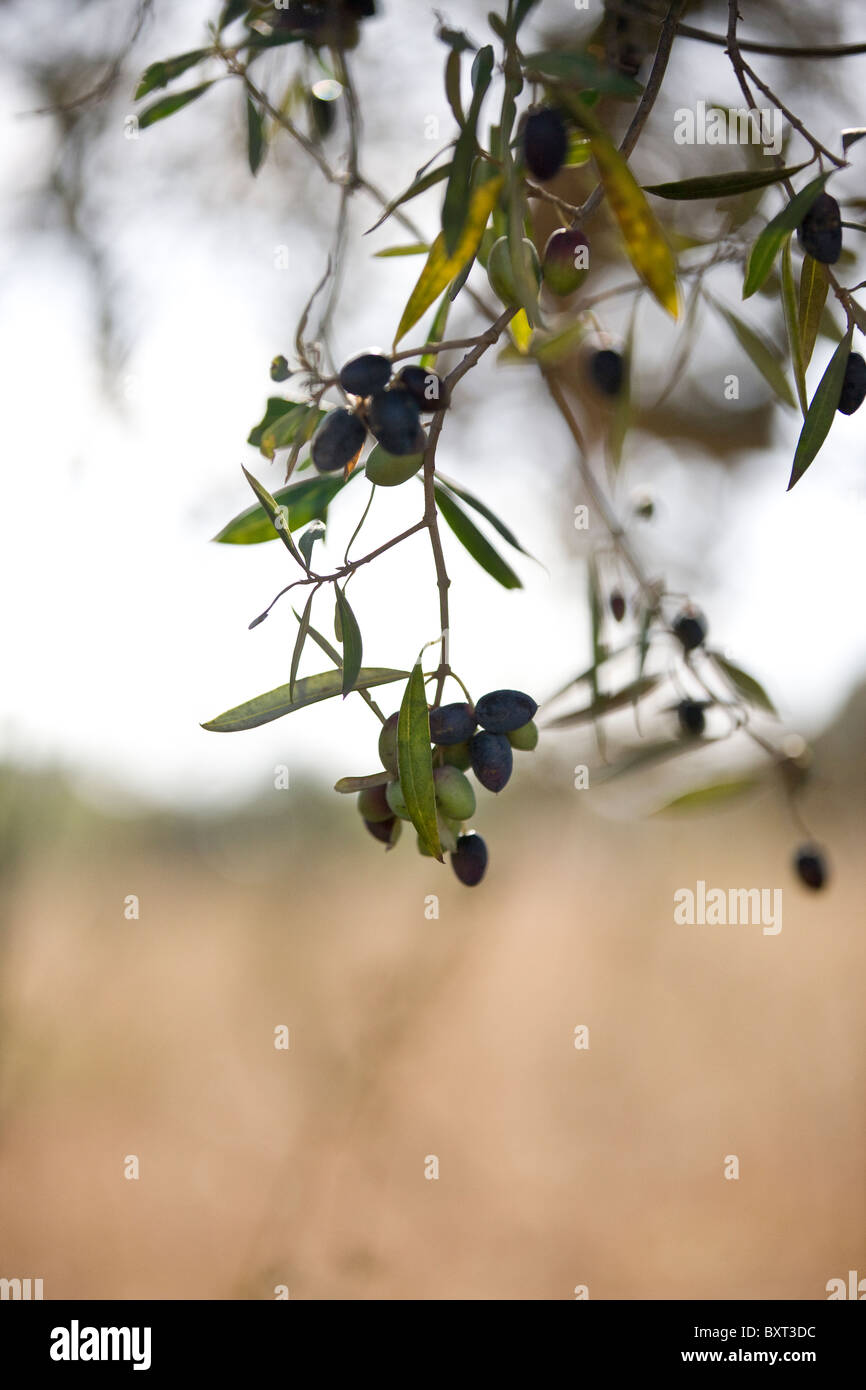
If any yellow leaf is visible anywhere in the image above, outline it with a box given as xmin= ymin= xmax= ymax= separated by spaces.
xmin=394 ymin=176 xmax=503 ymax=344
xmin=510 ymin=308 xmax=532 ymax=353
xmin=589 ymin=131 xmax=680 ymax=319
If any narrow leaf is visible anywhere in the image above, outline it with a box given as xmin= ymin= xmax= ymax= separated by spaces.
xmin=711 ymin=653 xmax=777 ymax=714
xmin=333 ymin=772 xmax=391 ymax=793
xmin=607 ymin=298 xmax=637 ymax=471
xmin=365 ymin=164 xmax=451 ymax=235
xmin=290 ymin=588 xmax=316 ymax=699
xmin=247 ymin=396 xmax=295 ymax=450
xmin=373 ymin=243 xmax=430 ymax=257
xmin=710 ymin=296 xmax=796 ymax=409
xmin=241 ymin=466 xmax=305 ymax=565
xmin=435 ymin=477 xmax=535 ymax=558
xmin=298 ymin=520 xmax=325 ymax=568
xmin=214 ymin=472 xmax=352 ymax=545
xmin=397 ymin=664 xmax=441 ymax=860
xmin=841 ymin=128 xmax=866 ymax=153
xmin=743 ymin=172 xmax=829 ymax=299
xmin=523 ymin=51 xmax=642 ymax=97
xmin=653 ymin=778 xmax=759 ymax=814
xmin=135 ymin=50 xmax=210 ymax=101
xmin=260 ymin=403 xmax=325 ymax=460
xmin=787 ymin=327 xmax=853 ymax=490
xmin=645 ymin=162 xmax=809 ymax=201
xmin=434 ymin=483 xmax=522 ymax=588
xmin=781 ymin=238 xmax=807 ymax=414
xmin=798 ymin=254 xmax=828 ymax=370
xmin=202 ymin=668 xmax=409 ymax=732
xmin=246 ymin=95 xmax=266 ymax=175
xmin=138 ymin=83 xmax=214 ymax=129
xmin=445 ymin=48 xmax=464 ymax=128
xmin=544 ymin=675 xmax=662 ymax=728
xmin=334 ymin=587 xmax=363 ymax=697
xmin=441 ymin=44 xmax=494 ymax=257
xmin=419 ymin=291 xmax=451 ymax=369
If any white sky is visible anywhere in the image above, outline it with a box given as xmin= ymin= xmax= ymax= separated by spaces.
xmin=1 ymin=0 xmax=865 ymax=809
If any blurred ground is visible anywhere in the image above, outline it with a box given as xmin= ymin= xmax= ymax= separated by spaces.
xmin=0 ymin=698 xmax=863 ymax=1301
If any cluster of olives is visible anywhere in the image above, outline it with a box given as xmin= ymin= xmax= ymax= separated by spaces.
xmin=310 ymin=352 xmax=450 ymax=483
xmin=795 ymin=192 xmax=866 ymax=415
xmin=356 ymin=689 xmax=539 ymax=886
xmin=269 ymin=0 xmax=376 ymax=49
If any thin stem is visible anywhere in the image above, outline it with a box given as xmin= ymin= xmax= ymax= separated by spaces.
xmin=677 ymin=21 xmax=866 ymax=59
xmin=739 ymin=58 xmax=847 ymax=168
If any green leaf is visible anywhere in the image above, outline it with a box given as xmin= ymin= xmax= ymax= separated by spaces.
xmin=215 ymin=472 xmax=351 ymax=544
xmin=373 ymin=243 xmax=430 ymax=257
xmin=588 ymin=553 xmax=602 ymax=705
xmin=711 ymin=653 xmax=777 ymax=714
xmin=397 ymin=664 xmax=442 ymax=861
xmin=246 ymin=95 xmax=266 ymax=175
xmin=781 ymin=238 xmax=807 ymax=414
xmin=138 ymin=82 xmax=214 ymax=129
xmin=607 ymin=297 xmax=637 ymax=471
xmin=787 ymin=327 xmax=853 ymax=490
xmin=435 ymin=477 xmax=535 ymax=558
xmin=334 ymin=587 xmax=363 ymax=697
xmin=290 ymin=588 xmax=316 ymax=699
xmin=333 ymin=771 xmax=391 ymax=793
xmin=523 ymin=50 xmax=641 ymax=97
xmin=218 ymin=0 xmax=247 ymax=30
xmin=743 ymin=172 xmax=829 ymax=299
xmin=241 ymin=467 xmax=305 ymax=565
xmin=434 ymin=483 xmax=522 ymax=589
xmin=202 ymin=668 xmax=410 ymax=732
xmin=645 ymin=162 xmax=809 ymax=201
xmin=419 ymin=292 xmax=452 ymax=369
xmin=260 ymin=403 xmax=325 ymax=460
xmin=395 ymin=175 xmax=503 ymax=343
xmin=514 ymin=0 xmax=541 ymax=29
xmin=709 ymin=296 xmax=796 ymax=409
xmin=135 ymin=50 xmax=211 ymax=101
xmin=544 ymin=675 xmax=662 ymax=728
xmin=445 ymin=48 xmax=464 ymax=128
xmin=298 ymin=521 xmax=325 ymax=568
xmin=247 ymin=397 xmax=295 ymax=450
xmin=364 ymin=164 xmax=451 ymax=236
xmin=653 ymin=778 xmax=759 ymax=814
xmin=530 ymin=318 xmax=587 ymax=366
xmin=798 ymin=255 xmax=829 ymax=371
xmin=436 ymin=23 xmax=476 ymax=53
xmin=441 ymin=45 xmax=494 ymax=256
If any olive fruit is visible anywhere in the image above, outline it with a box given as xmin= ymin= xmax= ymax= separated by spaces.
xmin=441 ymin=741 xmax=472 ymax=771
xmin=793 ymin=844 xmax=827 ymax=890
xmin=338 ymin=352 xmax=392 ymax=398
xmin=507 ymin=719 xmax=538 ymax=751
xmin=366 ymin=388 xmax=424 ymax=455
xmin=309 ymin=92 xmax=337 ymax=139
xmin=837 ymin=352 xmax=866 ymax=416
xmin=433 ymin=765 xmax=476 ymax=821
xmin=523 ymin=107 xmax=568 ymax=181
xmin=610 ymin=589 xmax=626 ymax=623
xmin=385 ymin=779 xmax=411 ymax=820
xmin=357 ymin=783 xmax=392 ymax=822
xmin=450 ymin=832 xmax=488 ymax=887
xmin=589 ymin=348 xmax=624 ymax=397
xmin=378 ymin=712 xmax=399 ymax=775
xmin=397 ymin=365 xmax=450 ymax=413
xmin=542 ymin=228 xmax=590 ymax=297
xmin=471 ymin=731 xmax=513 ymax=793
xmin=270 ymin=354 xmax=290 ymax=382
xmin=365 ymin=816 xmax=400 ymax=845
xmin=672 ymin=608 xmax=708 ymax=652
xmin=474 ymin=689 xmax=538 ymax=734
xmin=487 ymin=235 xmax=542 ymax=308
xmin=365 ymin=442 xmax=424 ymax=486
xmin=429 ymin=702 xmax=476 ymax=746
xmin=677 ymin=700 xmax=706 ymax=737
xmin=311 ymin=407 xmax=366 ymax=473
xmin=796 ymin=192 xmax=842 ymax=266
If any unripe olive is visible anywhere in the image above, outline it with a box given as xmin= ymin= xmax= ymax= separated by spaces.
xmin=796 ymin=192 xmax=842 ymax=265
xmin=365 ymin=442 xmax=424 ymax=486
xmin=338 ymin=352 xmax=392 ymax=397
xmin=429 ymin=702 xmax=476 ymax=746
xmin=486 ymin=235 xmax=541 ymax=308
xmin=507 ymin=719 xmax=538 ymax=751
xmin=441 ymin=741 xmax=472 ymax=771
xmin=672 ymin=608 xmax=708 ymax=652
xmin=676 ymin=699 xmax=706 ymax=737
xmin=837 ymin=352 xmax=866 ymax=415
xmin=542 ymin=227 xmax=590 ymax=297
xmin=357 ymin=783 xmax=391 ymax=822
xmin=793 ymin=844 xmax=827 ymax=890
xmin=450 ymin=832 xmax=488 ymax=886
xmin=365 ymin=815 xmax=401 ymax=845
xmin=470 ymin=731 xmax=513 ymax=793
xmin=432 ymin=765 xmax=476 ymax=821
xmin=522 ymin=107 xmax=568 ymax=182
xmin=366 ymin=387 xmax=424 ymax=455
xmin=474 ymin=689 xmax=538 ymax=734
xmin=270 ymin=354 xmax=290 ymax=382
xmin=589 ymin=348 xmax=624 ymax=397
xmin=385 ymin=778 xmax=411 ymax=820
xmin=309 ymin=92 xmax=337 ymax=139
xmin=311 ymin=407 xmax=366 ymax=473
xmin=378 ymin=712 xmax=399 ymax=775
xmin=397 ymin=365 xmax=450 ymax=413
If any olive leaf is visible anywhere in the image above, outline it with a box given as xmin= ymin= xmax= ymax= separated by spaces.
xmin=433 ymin=475 xmax=536 ymax=559
xmin=397 ymin=663 xmax=442 ymax=860
xmin=138 ymin=83 xmax=214 ymax=129
xmin=652 ymin=778 xmax=760 ymax=814
xmin=136 ymin=50 xmax=211 ymax=101
xmin=246 ymin=95 xmax=266 ymax=175
xmin=787 ymin=326 xmax=853 ymax=490
xmin=707 ymin=295 xmax=796 ymax=409
xmin=290 ymin=587 xmax=316 ymax=699
xmin=607 ymin=297 xmax=638 ymax=472
xmin=241 ymin=466 xmax=305 ymax=567
xmin=333 ymin=772 xmax=391 ymax=793
xmin=743 ymin=172 xmax=830 ymax=299
xmin=798 ymin=255 xmax=828 ymax=372
xmin=364 ymin=164 xmax=451 ymax=235
xmin=214 ymin=472 xmax=353 ymax=545
xmin=445 ymin=48 xmax=464 ymax=128
xmin=433 ymin=483 xmax=522 ymax=588
xmin=298 ymin=521 xmax=325 ymax=568
xmin=522 ymin=50 xmax=641 ymax=97
xmin=334 ymin=586 xmax=363 ymax=697
xmin=441 ymin=44 xmax=494 ymax=256
xmin=780 ymin=238 xmax=807 ymax=415
xmin=645 ymin=162 xmax=809 ymax=201
xmin=711 ymin=653 xmax=777 ymax=714
xmin=544 ymin=675 xmax=662 ymax=728
xmin=373 ymin=243 xmax=430 ymax=258
xmin=202 ymin=668 xmax=410 ymax=732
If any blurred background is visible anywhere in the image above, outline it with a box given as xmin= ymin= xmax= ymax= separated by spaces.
xmin=0 ymin=0 xmax=863 ymax=1299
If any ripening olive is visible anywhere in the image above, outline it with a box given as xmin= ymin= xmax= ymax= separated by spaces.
xmin=486 ymin=235 xmax=542 ymax=307
xmin=270 ymin=354 xmax=290 ymax=382
xmin=365 ymin=815 xmax=401 ymax=845
xmin=522 ymin=107 xmax=568 ymax=181
xmin=589 ymin=348 xmax=624 ymax=397
xmin=378 ymin=712 xmax=399 ymax=775
xmin=542 ymin=228 xmax=590 ymax=297
xmin=677 ymin=700 xmax=706 ymax=737
xmin=507 ymin=719 xmax=538 ymax=751
xmin=397 ymin=365 xmax=450 ymax=413
xmin=450 ymin=832 xmax=488 ymax=886
xmin=796 ymin=192 xmax=842 ymax=266
xmin=429 ymin=702 xmax=477 ymax=746
xmin=837 ymin=352 xmax=866 ymax=416
xmin=432 ymin=765 xmax=476 ymax=821
xmin=793 ymin=844 xmax=827 ymax=890
xmin=441 ymin=741 xmax=472 ymax=771
xmin=470 ymin=731 xmax=513 ymax=793
xmin=672 ymin=609 xmax=708 ymax=652
xmin=338 ymin=352 xmax=392 ymax=397
xmin=357 ymin=783 xmax=392 ymax=822
xmin=311 ymin=407 xmax=366 ymax=473
xmin=474 ymin=689 xmax=538 ymax=734
xmin=366 ymin=387 xmax=424 ymax=455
